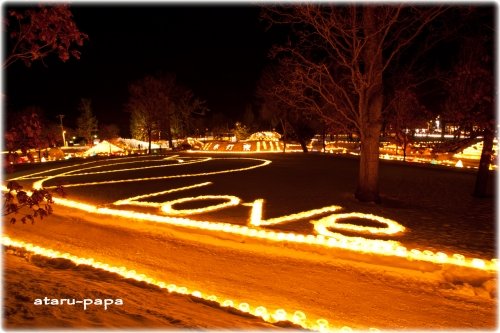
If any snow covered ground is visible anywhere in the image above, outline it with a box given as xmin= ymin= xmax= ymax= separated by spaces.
xmin=115 ymin=138 xmax=162 ymax=149
xmin=3 ymin=248 xmax=279 ymax=329
xmin=3 ymin=152 xmax=497 ymax=329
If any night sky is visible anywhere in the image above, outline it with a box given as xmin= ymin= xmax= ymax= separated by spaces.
xmin=5 ymin=5 xmax=276 ymax=136
xmin=4 ymin=4 xmax=494 ymax=137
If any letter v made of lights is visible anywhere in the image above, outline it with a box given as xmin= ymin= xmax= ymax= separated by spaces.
xmin=6 ymin=156 xmax=497 ymax=272
xmin=3 ymin=156 xmax=497 ymax=331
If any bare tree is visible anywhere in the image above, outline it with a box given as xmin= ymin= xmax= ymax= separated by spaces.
xmin=263 ymin=4 xmax=446 ymax=202
xmin=440 ymin=36 xmax=494 ymax=197
xmin=99 ymin=123 xmax=120 ymax=140
xmin=256 ymin=66 xmax=288 ymax=150
xmin=209 ymin=112 xmax=230 ymax=139
xmin=128 ymin=74 xmax=207 ymax=151
xmin=77 ymin=99 xmax=98 ymax=147
xmin=385 ymin=81 xmax=429 ymax=161
xmin=257 ymin=62 xmax=319 ymax=152
xmin=170 ymin=85 xmax=209 ymax=139
xmin=128 ymin=75 xmax=169 ymax=153
xmin=242 ymin=104 xmax=255 ymax=129
xmin=5 ymin=106 xmax=45 ymax=163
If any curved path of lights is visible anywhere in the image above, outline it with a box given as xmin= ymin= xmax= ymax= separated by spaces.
xmin=34 ymin=157 xmax=270 ymax=189
xmin=3 ymin=236 xmax=353 ymax=332
xmin=10 ymin=155 xmax=178 ymax=181
xmin=3 ymin=156 xmax=497 ymax=330
xmin=5 ymin=156 xmax=497 ymax=273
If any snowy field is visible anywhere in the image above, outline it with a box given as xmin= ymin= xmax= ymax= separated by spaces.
xmin=4 ymin=248 xmax=279 ymax=329
xmin=3 ymin=152 xmax=497 ymax=329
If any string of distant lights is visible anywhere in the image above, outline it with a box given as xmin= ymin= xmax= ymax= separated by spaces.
xmin=248 ymin=199 xmax=343 ymax=227
xmin=113 ymin=182 xmax=213 ymax=207
xmin=161 ymin=195 xmax=241 ymax=216
xmin=9 ymin=159 xmax=107 ymax=181
xmin=2 ymin=236 xmax=359 ymax=332
xmin=312 ymin=213 xmax=406 ymax=236
xmin=379 ymin=153 xmax=480 ymax=170
xmin=5 ymin=157 xmax=497 ymax=273
xmin=33 ymin=158 xmax=271 ymax=190
xmin=9 ymin=154 xmax=170 ymax=181
xmin=49 ymin=156 xmax=210 ymax=178
xmin=191 ymin=142 xmax=493 ymax=170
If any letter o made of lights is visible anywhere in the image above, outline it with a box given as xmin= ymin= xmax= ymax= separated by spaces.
xmin=312 ymin=212 xmax=405 ymax=237
xmin=160 ymin=195 xmax=241 ymax=216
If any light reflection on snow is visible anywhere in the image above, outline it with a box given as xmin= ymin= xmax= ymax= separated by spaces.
xmin=114 ymin=182 xmax=213 ymax=207
xmin=160 ymin=195 xmax=241 ymax=216
xmin=33 ymin=157 xmax=271 ymax=189
xmin=48 ymin=194 xmax=495 ymax=272
xmin=1 ymin=236 xmax=338 ymax=331
xmin=4 ymin=156 xmax=498 ymax=276
xmin=312 ymin=212 xmax=405 ymax=236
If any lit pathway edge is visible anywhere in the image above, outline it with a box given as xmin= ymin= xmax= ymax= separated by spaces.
xmin=4 ymin=156 xmax=497 ymax=272
xmin=2 ymin=156 xmax=496 ymax=330
xmin=2 ymin=235 xmax=358 ymax=332
xmin=51 ymin=195 xmax=498 ymax=272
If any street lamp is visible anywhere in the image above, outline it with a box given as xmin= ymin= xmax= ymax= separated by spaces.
xmin=63 ymin=131 xmax=67 ymax=147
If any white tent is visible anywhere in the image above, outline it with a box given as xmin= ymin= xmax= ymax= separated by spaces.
xmin=116 ymin=138 xmax=161 ymax=149
xmin=247 ymin=131 xmax=282 ymax=142
xmin=83 ymin=140 xmax=124 ymax=156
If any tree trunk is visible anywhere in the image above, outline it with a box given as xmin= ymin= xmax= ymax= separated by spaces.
xmin=473 ymin=126 xmax=494 ymax=197
xmin=166 ymin=118 xmax=174 ymax=150
xmin=322 ymin=128 xmax=326 ymax=153
xmin=167 ymin=132 xmax=174 ymax=150
xmin=356 ymin=124 xmax=381 ymax=202
xmin=280 ymin=118 xmax=287 ymax=153
xmin=441 ymin=119 xmax=446 ymax=140
xmin=403 ymin=135 xmax=407 ymax=162
xmin=395 ymin=135 xmax=399 ymax=155
xmin=147 ymin=129 xmax=152 ymax=154
xmin=355 ymin=7 xmax=383 ymax=203
xmin=299 ymin=138 xmax=309 ymax=153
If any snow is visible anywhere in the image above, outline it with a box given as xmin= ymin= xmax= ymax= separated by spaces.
xmin=116 ymin=138 xmax=161 ymax=149
xmin=453 ymin=140 xmax=498 ymax=160
xmin=3 ymin=248 xmax=277 ymax=329
xmin=82 ymin=140 xmax=124 ymax=156
xmin=247 ymin=131 xmax=282 ymax=141
xmin=3 ymin=152 xmax=497 ymax=329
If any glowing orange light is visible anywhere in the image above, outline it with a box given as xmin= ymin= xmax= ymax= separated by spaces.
xmin=272 ymin=308 xmax=288 ymax=322
xmin=238 ymin=302 xmax=250 ymax=313
xmin=222 ymin=300 xmax=234 ymax=307
xmin=292 ymin=310 xmax=307 ymax=324
xmin=161 ymin=195 xmax=241 ymax=216
xmin=5 ymin=156 xmax=497 ymax=275
xmin=1 ymin=236 xmax=338 ymax=331
xmin=249 ymin=199 xmax=342 ymax=227
xmin=312 ymin=212 xmax=405 ymax=236
xmin=39 ymin=157 xmax=271 ymax=189
xmin=33 ymin=195 xmax=497 ymax=272
xmin=114 ymin=182 xmax=213 ymax=207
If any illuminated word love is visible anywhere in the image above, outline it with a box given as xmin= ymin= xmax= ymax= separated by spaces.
xmin=6 ymin=155 xmax=497 ymax=272
xmin=119 ymin=187 xmax=405 ymax=238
